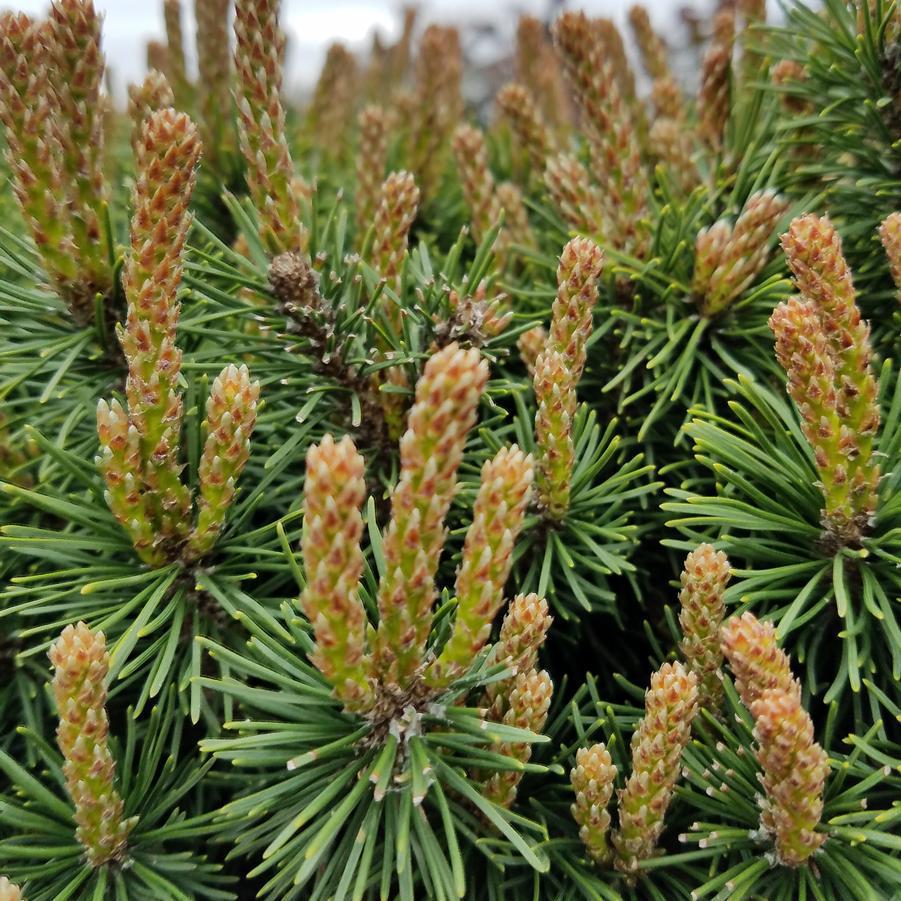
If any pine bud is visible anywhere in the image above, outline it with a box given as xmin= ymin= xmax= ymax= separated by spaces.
xmin=355 ymin=104 xmax=389 ymax=241
xmin=571 ymin=743 xmax=618 ymax=864
xmin=187 ymin=364 xmax=261 ymax=559
xmin=648 ymin=117 xmax=696 ymax=193
xmin=593 ymin=18 xmax=639 ymax=109
xmin=116 ymin=110 xmax=200 ymax=549
xmin=234 ymin=0 xmax=304 ymax=255
xmin=678 ymin=545 xmax=731 ymax=710
xmin=195 ymin=0 xmax=232 ymax=168
xmin=612 ymin=662 xmax=698 ymax=875
xmin=298 ymin=435 xmax=373 ymax=711
xmin=497 ymin=181 xmax=535 ymax=251
xmin=544 ymin=152 xmax=606 ymax=236
xmin=534 ymin=350 xmax=576 ymax=520
xmin=95 ymin=399 xmax=159 ymax=563
xmin=518 ymin=325 xmax=547 ymax=376
xmin=269 ymin=250 xmax=321 ymax=315
xmin=750 ymin=688 xmax=829 ymax=866
xmin=550 ymin=237 xmax=604 ymax=383
xmin=650 ymin=76 xmax=685 ymax=121
xmin=516 ymin=15 xmax=569 ymax=131
xmin=368 ymin=170 xmax=420 ymax=301
xmin=628 ymin=5 xmax=670 ymax=81
xmin=769 ymin=298 xmax=877 ymax=543
xmin=307 ymin=42 xmax=358 ymax=153
xmin=163 ymin=0 xmax=191 ymax=109
xmin=374 ymin=344 xmax=489 ymax=688
xmin=775 ymin=215 xmax=880 ymax=543
xmin=880 ymin=213 xmax=901 ymax=303
xmin=431 ymin=447 xmax=534 ymax=683
xmin=771 ymin=59 xmax=811 ymax=114
xmin=409 ymin=25 xmax=462 ymax=200
xmin=482 ymin=669 xmax=553 ymax=809
xmin=49 ymin=623 xmax=137 ymax=866
xmin=698 ymin=11 xmax=733 ymax=152
xmin=453 ymin=124 xmax=503 ymax=248
xmin=146 ymin=38 xmax=169 ymax=75
xmin=781 ymin=215 xmax=877 ymax=427
xmin=496 ymin=82 xmax=555 ymax=177
xmin=127 ymin=70 xmax=174 ymax=155
xmin=553 ymin=11 xmax=648 ymax=257
xmin=720 ymin=611 xmax=799 ymax=710
xmin=0 ymin=13 xmax=85 ymax=318
xmin=0 ymin=878 xmax=21 ymax=901
xmin=694 ymin=190 xmax=789 ymax=316
xmin=483 ymin=592 xmax=553 ymax=715
xmin=47 ymin=0 xmax=111 ymax=295
xmin=440 ymin=281 xmax=512 ymax=345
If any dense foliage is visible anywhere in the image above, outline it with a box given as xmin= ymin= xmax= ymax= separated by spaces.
xmin=0 ymin=0 xmax=898 ymax=899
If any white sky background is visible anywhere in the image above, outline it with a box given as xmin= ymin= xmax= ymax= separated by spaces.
xmin=6 ymin=0 xmax=696 ymax=101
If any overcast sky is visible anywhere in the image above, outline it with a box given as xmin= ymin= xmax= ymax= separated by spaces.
xmin=6 ymin=0 xmax=689 ymax=99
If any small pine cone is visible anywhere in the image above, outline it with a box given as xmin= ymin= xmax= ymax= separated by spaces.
xmin=234 ymin=0 xmax=304 ymax=256
xmin=268 ymin=251 xmax=322 ymax=316
xmin=47 ymin=0 xmax=111 ymax=295
xmin=496 ymin=82 xmax=555 ymax=176
xmin=695 ymin=190 xmax=789 ymax=316
xmin=881 ymin=213 xmax=901 ymax=303
xmin=544 ymin=152 xmax=606 ymax=236
xmin=0 ymin=13 xmax=85 ymax=317
xmin=612 ymin=662 xmax=698 ymax=875
xmin=0 ymin=878 xmax=21 ymax=901
xmin=518 ymin=325 xmax=547 ymax=376
xmin=750 ymin=688 xmax=829 ymax=866
xmin=408 ymin=25 xmax=462 ymax=200
xmin=453 ymin=124 xmax=503 ymax=248
xmin=698 ymin=10 xmax=733 ymax=152
xmin=439 ymin=281 xmax=512 ymax=346
xmin=368 ymin=170 xmax=420 ymax=303
xmin=307 ymin=42 xmax=358 ymax=153
xmin=117 ymin=110 xmax=201 ymax=548
xmin=127 ymin=70 xmax=175 ymax=155
xmin=95 ymin=399 xmax=159 ymax=564
xmin=50 ymin=623 xmax=137 ymax=867
xmin=678 ymin=544 xmax=731 ymax=710
xmin=163 ymin=0 xmax=192 ymax=108
xmin=187 ymin=364 xmax=261 ymax=559
xmin=355 ymin=104 xmax=389 ymax=241
xmin=298 ymin=435 xmax=373 ymax=711
xmin=195 ymin=0 xmax=232 ymax=168
xmin=720 ymin=611 xmax=800 ymax=710
xmin=628 ymin=5 xmax=670 ymax=81
xmin=571 ymin=743 xmax=618 ymax=864
xmin=374 ymin=344 xmax=489 ymax=688
xmin=482 ymin=669 xmax=553 ymax=809
xmin=431 ymin=447 xmax=535 ymax=684
xmin=549 ymin=237 xmax=604 ymax=382
xmin=534 ymin=350 xmax=576 ymax=521
xmin=553 ymin=11 xmax=649 ymax=257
